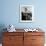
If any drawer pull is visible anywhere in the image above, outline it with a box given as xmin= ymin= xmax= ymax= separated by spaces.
xmin=32 ymin=39 xmax=36 ymax=40
xmin=9 ymin=38 xmax=12 ymax=40
xmin=9 ymin=38 xmax=13 ymax=40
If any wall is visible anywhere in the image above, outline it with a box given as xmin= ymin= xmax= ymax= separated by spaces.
xmin=0 ymin=0 xmax=46 ymax=29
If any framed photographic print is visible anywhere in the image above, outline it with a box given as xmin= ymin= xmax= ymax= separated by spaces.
xmin=20 ymin=5 xmax=34 ymax=22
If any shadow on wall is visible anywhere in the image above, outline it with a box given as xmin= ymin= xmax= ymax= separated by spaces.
xmin=0 ymin=24 xmax=7 ymax=43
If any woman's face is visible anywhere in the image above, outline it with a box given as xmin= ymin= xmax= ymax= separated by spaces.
xmin=25 ymin=8 xmax=28 ymax=12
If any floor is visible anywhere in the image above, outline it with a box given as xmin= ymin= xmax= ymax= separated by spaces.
xmin=0 ymin=44 xmax=2 ymax=46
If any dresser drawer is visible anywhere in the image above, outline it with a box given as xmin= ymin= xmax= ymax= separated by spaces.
xmin=32 ymin=36 xmax=45 ymax=44
xmin=3 ymin=36 xmax=23 ymax=46
xmin=3 ymin=35 xmax=23 ymax=44
xmin=3 ymin=43 xmax=23 ymax=46
xmin=32 ymin=44 xmax=44 ymax=46
xmin=3 ymin=32 xmax=23 ymax=36
xmin=24 ymin=32 xmax=44 ymax=36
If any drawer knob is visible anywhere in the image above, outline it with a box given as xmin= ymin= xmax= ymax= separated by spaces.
xmin=9 ymin=38 xmax=14 ymax=40
xmin=32 ymin=39 xmax=36 ymax=40
xmin=9 ymin=38 xmax=12 ymax=40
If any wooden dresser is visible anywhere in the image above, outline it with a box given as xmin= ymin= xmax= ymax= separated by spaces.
xmin=2 ymin=29 xmax=45 ymax=46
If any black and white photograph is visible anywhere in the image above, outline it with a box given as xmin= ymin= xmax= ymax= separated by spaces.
xmin=20 ymin=5 xmax=34 ymax=22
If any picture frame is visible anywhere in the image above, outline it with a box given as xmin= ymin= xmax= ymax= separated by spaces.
xmin=20 ymin=5 xmax=34 ymax=22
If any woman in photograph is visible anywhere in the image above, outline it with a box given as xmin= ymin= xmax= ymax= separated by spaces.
xmin=21 ymin=7 xmax=32 ymax=20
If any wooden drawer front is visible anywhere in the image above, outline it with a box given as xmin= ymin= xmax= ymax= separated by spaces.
xmin=24 ymin=32 xmax=44 ymax=36
xmin=3 ymin=36 xmax=23 ymax=44
xmin=24 ymin=36 xmax=44 ymax=46
xmin=3 ymin=32 xmax=23 ymax=36
xmin=24 ymin=36 xmax=32 ymax=46
xmin=32 ymin=36 xmax=45 ymax=44
xmin=32 ymin=44 xmax=44 ymax=46
xmin=3 ymin=36 xmax=12 ymax=44
xmin=3 ymin=43 xmax=23 ymax=46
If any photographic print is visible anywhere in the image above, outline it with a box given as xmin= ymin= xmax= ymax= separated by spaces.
xmin=20 ymin=5 xmax=34 ymax=22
